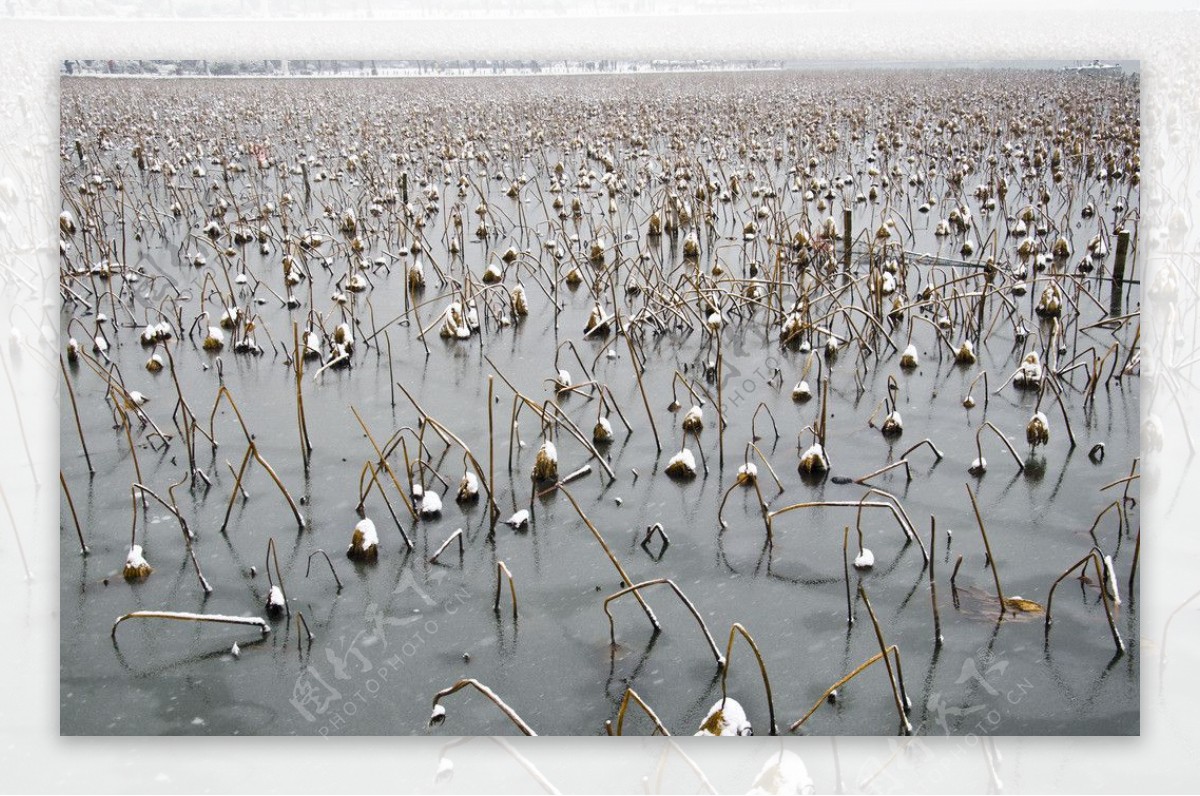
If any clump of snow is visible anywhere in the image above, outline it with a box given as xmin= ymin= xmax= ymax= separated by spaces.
xmin=799 ymin=443 xmax=828 ymax=475
xmin=420 ymin=491 xmax=443 ymax=517
xmin=533 ymin=440 xmax=559 ymax=481
xmin=347 ymin=518 xmax=379 ymax=562
xmin=456 ymin=472 xmax=479 ymax=503
xmin=122 ymin=545 xmax=152 ymax=580
xmin=666 ymin=448 xmax=697 ymax=479
xmin=854 ymin=548 xmax=875 ymax=569
xmin=695 ymin=698 xmax=752 ymax=736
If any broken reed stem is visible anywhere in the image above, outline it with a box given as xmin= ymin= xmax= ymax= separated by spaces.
xmin=898 ymin=438 xmax=944 ymax=462
xmin=296 ymin=610 xmax=315 ymax=643
xmin=292 ymin=322 xmax=312 ymax=469
xmin=978 ymin=421 xmax=1025 ymax=473
xmin=950 ymin=554 xmax=964 ymax=590
xmin=494 ymin=560 xmax=517 ymax=618
xmin=1129 ymin=528 xmax=1139 ymax=594
xmin=305 ymin=549 xmax=343 ymax=592
xmin=787 ymin=644 xmax=903 ymax=733
xmin=720 ymin=622 xmax=779 ymax=736
xmin=611 ymin=687 xmax=671 ymax=736
xmin=351 ymin=405 xmax=418 ymax=520
xmin=488 ymin=374 xmax=497 ymax=530
xmin=604 ymin=578 xmax=723 ymax=667
xmin=716 ymin=331 xmax=724 ymax=467
xmin=363 ymin=461 xmax=414 ymax=550
xmin=929 ymin=515 xmax=943 ymax=646
xmin=843 ymin=525 xmax=854 ymax=627
xmin=220 ymin=445 xmax=253 ymax=532
xmin=60 ymin=355 xmax=94 ymax=474
xmin=965 ymin=483 xmax=1006 ymax=614
xmin=1044 ymin=550 xmax=1124 ymax=654
xmin=112 ymin=610 xmax=270 ymax=640
xmin=622 ymin=315 xmax=661 ymax=453
xmin=854 ymin=459 xmax=912 ymax=484
xmin=557 ymin=484 xmax=659 ymax=630
xmin=430 ymin=678 xmax=537 ymax=736
xmin=61 ymin=470 xmax=88 ymax=555
xmin=858 ymin=585 xmax=912 ymax=734
xmin=430 ymin=529 xmax=465 ymax=565
xmin=266 ymin=537 xmax=289 ymax=614
xmin=768 ymin=500 xmax=916 ymax=551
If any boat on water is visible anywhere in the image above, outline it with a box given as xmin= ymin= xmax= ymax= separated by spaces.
xmin=1068 ymin=59 xmax=1122 ymax=75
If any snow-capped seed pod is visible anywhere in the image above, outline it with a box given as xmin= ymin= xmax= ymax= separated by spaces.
xmin=1014 ymin=351 xmax=1043 ymax=389
xmin=682 ymin=231 xmax=700 ymax=258
xmin=593 ymin=417 xmax=613 ymax=443
xmin=743 ymin=220 xmax=757 ymax=240
xmin=66 ymin=337 xmax=80 ymax=362
xmin=456 ymin=472 xmax=479 ymax=503
xmin=647 ymin=211 xmax=662 ymax=236
xmin=60 ymin=210 xmax=77 ymax=235
xmin=533 ymin=440 xmax=558 ymax=482
xmin=963 ymin=395 xmax=976 ymax=409
xmin=792 ymin=380 xmax=812 ymax=402
xmin=899 ymin=344 xmax=919 ymax=369
xmin=219 ymin=306 xmax=242 ymax=329
xmin=798 ymin=443 xmax=828 ymax=475
xmin=585 ymin=303 xmax=609 ymax=335
xmin=781 ymin=312 xmax=805 ymax=341
xmin=412 ymin=482 xmax=424 ymax=501
xmin=123 ymin=544 xmax=152 ymax=580
xmin=554 ymin=369 xmax=571 ymax=392
xmin=1026 ymin=411 xmax=1049 ymax=446
xmin=853 ymin=548 xmax=875 ymax=570
xmin=146 ymin=353 xmax=163 ymax=373
xmin=706 ymin=311 xmax=723 ymax=331
xmin=439 ymin=303 xmax=465 ymax=339
xmin=346 ymin=518 xmax=379 ymax=562
xmin=1011 ymin=281 xmax=1028 ymax=297
xmin=1036 ymin=282 xmax=1062 ymax=317
xmin=505 ymin=509 xmax=530 ymax=529
xmin=266 ymin=585 xmax=286 ymax=616
xmin=564 ymin=267 xmax=583 ymax=286
xmin=203 ymin=326 xmax=225 ymax=351
xmin=695 ymin=697 xmax=751 ymax=736
xmin=682 ymin=405 xmax=704 ymax=432
xmin=882 ymin=410 xmax=903 ymax=436
xmin=589 ymin=238 xmax=606 ymax=263
xmin=408 ymin=259 xmax=425 ymax=290
xmin=419 ymin=491 xmax=443 ymax=517
xmin=333 ymin=322 xmax=354 ymax=351
xmin=1051 ymin=235 xmax=1071 ymax=259
xmin=1104 ymin=555 xmax=1121 ymax=606
xmin=955 ymin=340 xmax=976 ymax=365
xmin=302 ymin=330 xmax=322 ymax=359
xmin=736 ymin=461 xmax=758 ymax=485
xmin=482 ymin=262 xmax=503 ymax=283
xmin=665 ymin=448 xmax=697 ymax=479
xmin=969 ymin=457 xmax=987 ymax=475
xmin=511 ymin=284 xmax=529 ymax=317
xmin=825 ymin=336 xmax=840 ymax=358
